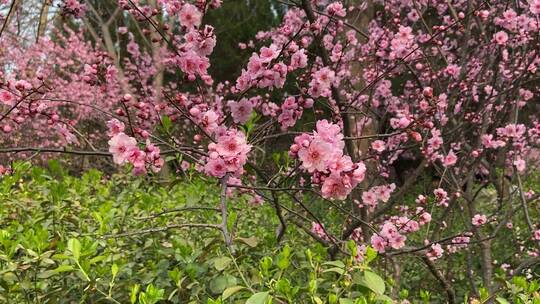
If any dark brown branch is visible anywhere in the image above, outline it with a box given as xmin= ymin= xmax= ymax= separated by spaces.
xmin=421 ymin=256 xmax=456 ymax=304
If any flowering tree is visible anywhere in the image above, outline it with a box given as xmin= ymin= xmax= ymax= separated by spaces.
xmin=1 ymin=0 xmax=540 ymax=300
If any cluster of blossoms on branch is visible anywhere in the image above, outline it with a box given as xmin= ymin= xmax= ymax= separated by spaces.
xmin=1 ymin=0 xmax=540 ymax=286
xmin=290 ymin=120 xmax=366 ymax=200
xmin=107 ymin=118 xmax=163 ymax=175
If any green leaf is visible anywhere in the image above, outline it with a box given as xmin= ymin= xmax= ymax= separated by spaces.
xmin=496 ymin=297 xmax=511 ymax=304
xmin=209 ymin=275 xmax=238 ymax=295
xmin=374 ymin=294 xmax=393 ymax=303
xmin=323 ymin=267 xmax=346 ymax=275
xmin=312 ymin=296 xmax=324 ymax=304
xmin=322 ymin=261 xmax=345 ymax=268
xmin=111 ymin=263 xmax=119 ymax=278
xmin=365 ymin=247 xmax=378 ymax=264
xmin=54 ymin=265 xmax=75 ymax=273
xmin=67 ymin=238 xmax=81 ymax=261
xmin=37 ymin=265 xmax=75 ymax=279
xmin=161 ymin=115 xmax=172 ymax=132
xmin=339 ymin=299 xmax=354 ymax=304
xmin=362 ymin=271 xmax=385 ymax=295
xmin=246 ymin=291 xmax=270 ymax=304
xmin=131 ymin=284 xmax=140 ymax=304
xmin=214 ymin=257 xmax=232 ymax=271
xmin=237 ymin=236 xmax=258 ymax=248
xmin=222 ymin=285 xmax=245 ymax=300
xmin=37 ymin=270 xmax=58 ymax=279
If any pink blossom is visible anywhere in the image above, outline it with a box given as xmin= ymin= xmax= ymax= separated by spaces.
xmin=388 ymin=234 xmax=406 ymax=249
xmin=321 ymin=174 xmax=349 ymax=200
xmin=228 ymin=98 xmax=253 ymax=124
xmin=107 ymin=119 xmax=125 ymax=137
xmin=108 ymin=133 xmax=137 ymax=165
xmin=361 ymin=190 xmax=378 ymax=208
xmin=179 ymin=4 xmax=202 ymax=28
xmin=533 ymin=230 xmax=540 ymax=241
xmin=311 ymin=222 xmax=329 ymax=241
xmin=531 ymin=0 xmax=540 ymax=14
xmin=204 ymin=157 xmax=227 ymax=178
xmin=419 ymin=212 xmax=432 ymax=225
xmin=426 ymin=243 xmax=444 ymax=260
xmin=443 ymin=150 xmax=458 ymax=167
xmin=514 ymin=158 xmax=526 ymax=172
xmin=472 ymin=214 xmax=487 ymax=226
xmin=371 ymin=140 xmax=386 ymax=153
xmin=371 ymin=235 xmax=387 ymax=253
xmin=215 ymin=132 xmax=250 ymax=157
xmin=493 ymin=31 xmax=509 ymax=45
xmin=298 ymin=139 xmax=332 ymax=173
xmin=434 ymin=188 xmax=449 ymax=207
xmin=0 ymin=90 xmax=14 ymax=105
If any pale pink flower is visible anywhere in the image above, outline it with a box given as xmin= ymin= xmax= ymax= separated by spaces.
xmin=434 ymin=188 xmax=449 ymax=206
xmin=228 ymin=98 xmax=254 ymax=124
xmin=107 ymin=119 xmax=125 ymax=137
xmin=215 ymin=133 xmax=250 ymax=158
xmin=388 ymin=234 xmax=406 ymax=249
xmin=419 ymin=212 xmax=432 ymax=225
xmin=514 ymin=158 xmax=526 ymax=172
xmin=472 ymin=214 xmax=487 ymax=226
xmin=298 ymin=139 xmax=332 ymax=173
xmin=311 ymin=222 xmax=329 ymax=241
xmin=321 ymin=174 xmax=349 ymax=200
xmin=426 ymin=243 xmax=444 ymax=260
xmin=108 ymin=133 xmax=137 ymax=165
xmin=259 ymin=45 xmax=278 ymax=63
xmin=371 ymin=140 xmax=386 ymax=153
xmin=179 ymin=4 xmax=202 ymax=28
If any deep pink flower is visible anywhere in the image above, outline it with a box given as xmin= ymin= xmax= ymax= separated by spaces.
xmin=494 ymin=31 xmax=509 ymax=45
xmin=204 ymin=157 xmax=227 ymax=178
xmin=443 ymin=150 xmax=458 ymax=167
xmin=371 ymin=235 xmax=387 ymax=253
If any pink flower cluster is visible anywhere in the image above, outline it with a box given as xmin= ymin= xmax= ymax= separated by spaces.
xmin=360 ymin=184 xmax=396 ymax=210
xmin=311 ymin=222 xmax=330 ymax=241
xmin=60 ymin=0 xmax=86 ymax=18
xmin=447 ymin=235 xmax=471 ymax=253
xmin=290 ymin=120 xmax=366 ymax=200
xmin=235 ymin=45 xmax=289 ymax=91
xmin=277 ymin=96 xmax=313 ymax=130
xmin=204 ymin=129 xmax=252 ymax=178
xmin=371 ymin=208 xmax=431 ymax=253
xmin=426 ymin=243 xmax=444 ymax=260
xmin=370 ymin=222 xmax=406 ymax=253
xmin=107 ymin=120 xmax=163 ymax=174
